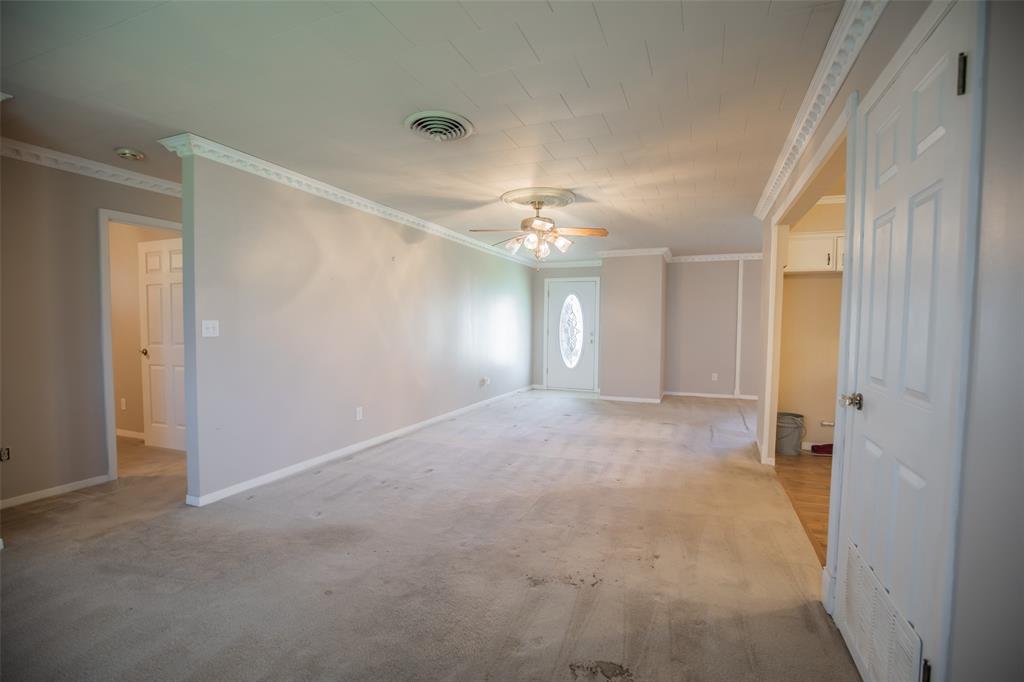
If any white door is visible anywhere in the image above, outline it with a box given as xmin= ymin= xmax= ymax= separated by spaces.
xmin=138 ymin=238 xmax=186 ymax=450
xmin=545 ymin=279 xmax=598 ymax=391
xmin=836 ymin=4 xmax=978 ymax=681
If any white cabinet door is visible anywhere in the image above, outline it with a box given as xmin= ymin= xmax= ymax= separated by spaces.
xmin=835 ymin=235 xmax=847 ymax=272
xmin=787 ymin=233 xmax=836 ymax=271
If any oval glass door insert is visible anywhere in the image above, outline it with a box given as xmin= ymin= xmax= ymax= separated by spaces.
xmin=559 ymin=294 xmax=584 ymax=368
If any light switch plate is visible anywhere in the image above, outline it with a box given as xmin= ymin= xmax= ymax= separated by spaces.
xmin=201 ymin=320 xmax=220 ymax=338
xmin=711 ymin=373 xmax=719 ymax=381
xmin=355 ymin=406 xmax=364 ymax=421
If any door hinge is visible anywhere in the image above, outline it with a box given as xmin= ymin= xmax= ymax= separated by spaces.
xmin=957 ymin=52 xmax=967 ymax=95
xmin=922 ymin=658 xmax=932 ymax=682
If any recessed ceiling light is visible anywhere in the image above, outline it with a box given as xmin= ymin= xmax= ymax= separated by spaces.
xmin=114 ymin=147 xmax=145 ymax=161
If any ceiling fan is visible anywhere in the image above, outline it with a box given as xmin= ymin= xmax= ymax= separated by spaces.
xmin=470 ymin=188 xmax=608 ymax=261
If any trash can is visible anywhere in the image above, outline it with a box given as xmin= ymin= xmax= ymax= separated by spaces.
xmin=776 ymin=412 xmax=805 ymax=456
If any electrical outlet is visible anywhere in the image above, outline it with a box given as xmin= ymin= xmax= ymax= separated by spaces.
xmin=711 ymin=373 xmax=719 ymax=381
xmin=120 ymin=398 xmax=127 ymax=411
xmin=201 ymin=319 xmax=220 ymax=337
xmin=355 ymin=406 xmax=363 ymax=421
xmin=481 ymin=376 xmax=491 ymax=386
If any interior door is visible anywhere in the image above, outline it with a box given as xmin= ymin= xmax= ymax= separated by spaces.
xmin=836 ymin=4 xmax=978 ymax=681
xmin=138 ymin=238 xmax=186 ymax=450
xmin=546 ymin=279 xmax=598 ymax=391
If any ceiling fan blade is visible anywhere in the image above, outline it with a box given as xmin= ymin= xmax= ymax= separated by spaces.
xmin=468 ymin=228 xmax=523 ymax=232
xmin=491 ymin=236 xmax=519 ymax=247
xmin=557 ymin=227 xmax=609 ymax=237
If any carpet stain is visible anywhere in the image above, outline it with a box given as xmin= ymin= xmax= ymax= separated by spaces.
xmin=569 ymin=660 xmax=634 ymax=680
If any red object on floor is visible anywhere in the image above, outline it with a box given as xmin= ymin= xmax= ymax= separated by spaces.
xmin=811 ymin=443 xmax=833 ymax=455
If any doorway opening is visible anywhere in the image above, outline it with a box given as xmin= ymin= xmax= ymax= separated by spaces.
xmin=773 ymin=149 xmax=847 ymax=566
xmin=99 ymin=210 xmax=186 ymax=486
xmin=542 ymin=277 xmax=599 ymax=392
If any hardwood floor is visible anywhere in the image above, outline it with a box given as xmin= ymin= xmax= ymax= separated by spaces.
xmin=775 ymin=451 xmax=833 ymax=565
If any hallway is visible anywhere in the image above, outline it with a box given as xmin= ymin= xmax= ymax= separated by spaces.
xmin=2 ymin=394 xmax=857 ymax=681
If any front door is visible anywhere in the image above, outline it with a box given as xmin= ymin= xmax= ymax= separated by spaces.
xmin=545 ymin=279 xmax=598 ymax=391
xmin=835 ymin=4 xmax=979 ymax=680
xmin=138 ymin=238 xmax=186 ymax=450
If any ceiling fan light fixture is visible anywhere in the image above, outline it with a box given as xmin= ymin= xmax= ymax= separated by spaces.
xmin=523 ymin=232 xmax=539 ymax=250
xmin=505 ymin=237 xmax=523 ymax=255
xmin=523 ymin=215 xmax=554 ymax=231
xmin=537 ymin=242 xmax=551 ymax=259
xmin=553 ymin=235 xmax=573 ymax=253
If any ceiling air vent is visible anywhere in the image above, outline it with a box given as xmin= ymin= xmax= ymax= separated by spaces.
xmin=404 ymin=110 xmax=474 ymax=142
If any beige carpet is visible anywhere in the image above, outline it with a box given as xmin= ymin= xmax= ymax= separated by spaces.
xmin=1 ymin=393 xmax=858 ymax=681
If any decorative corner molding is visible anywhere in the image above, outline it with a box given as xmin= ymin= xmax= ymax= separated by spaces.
xmin=159 ymin=133 xmax=534 ymax=267
xmin=817 ymin=195 xmax=846 ymax=205
xmin=668 ymin=252 xmax=763 ymax=263
xmin=598 ymin=247 xmax=672 ymax=261
xmin=2 ymin=138 xmax=182 ymax=197
xmin=536 ymin=259 xmax=602 ymax=269
xmin=753 ymin=0 xmax=887 ymax=220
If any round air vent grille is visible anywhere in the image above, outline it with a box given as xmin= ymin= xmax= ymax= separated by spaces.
xmin=405 ymin=110 xmax=474 ymax=141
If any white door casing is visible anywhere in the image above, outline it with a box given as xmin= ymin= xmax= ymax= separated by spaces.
xmin=544 ymin=279 xmax=599 ymax=391
xmin=139 ymin=238 xmax=186 ymax=450
xmin=835 ymin=3 xmax=981 ymax=681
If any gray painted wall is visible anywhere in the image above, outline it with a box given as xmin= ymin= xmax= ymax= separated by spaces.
xmin=948 ymin=3 xmax=1024 ymax=678
xmin=739 ymin=259 xmax=763 ymax=396
xmin=0 ymin=158 xmax=181 ymax=500
xmin=665 ymin=261 xmax=739 ymax=395
xmin=529 ymin=266 xmax=601 ymax=386
xmin=188 ymin=157 xmax=532 ymax=498
xmin=598 ymin=255 xmax=665 ymax=400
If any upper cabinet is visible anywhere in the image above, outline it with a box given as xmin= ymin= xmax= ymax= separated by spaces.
xmin=785 ymin=233 xmax=839 ymax=273
xmin=835 ymin=235 xmax=846 ymax=272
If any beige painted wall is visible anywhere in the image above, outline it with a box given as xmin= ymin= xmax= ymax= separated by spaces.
xmin=109 ymin=222 xmax=180 ymax=434
xmin=598 ymin=255 xmax=665 ymax=400
xmin=188 ymin=157 xmax=532 ymax=498
xmin=665 ymin=261 xmax=738 ymax=395
xmin=779 ymin=273 xmax=842 ymax=445
xmin=530 ymin=266 xmax=601 ymax=386
xmin=791 ymin=202 xmax=845 ymax=233
xmin=0 ymin=157 xmax=181 ymax=501
xmin=949 ymin=3 xmax=1024 ymax=677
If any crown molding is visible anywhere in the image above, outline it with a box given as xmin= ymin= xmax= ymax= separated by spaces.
xmin=598 ymin=247 xmax=672 ymax=261
xmin=753 ymin=0 xmax=887 ymax=220
xmin=159 ymin=133 xmax=534 ymax=267
xmin=668 ymin=252 xmax=763 ymax=263
xmin=536 ymin=259 xmax=602 ymax=269
xmin=2 ymin=138 xmax=182 ymax=197
xmin=817 ymin=194 xmax=846 ymax=205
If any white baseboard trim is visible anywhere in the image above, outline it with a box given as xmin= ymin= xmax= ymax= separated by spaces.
xmin=821 ymin=565 xmax=837 ymax=614
xmin=116 ymin=429 xmax=145 ymax=439
xmin=185 ymin=386 xmax=532 ymax=508
xmin=664 ymin=391 xmax=758 ymax=401
xmin=599 ymin=394 xmax=662 ymax=404
xmin=530 ymin=384 xmax=545 ymax=389
xmin=0 ymin=474 xmax=113 ymax=510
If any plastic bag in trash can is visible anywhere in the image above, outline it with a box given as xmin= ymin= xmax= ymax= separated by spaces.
xmin=776 ymin=412 xmax=805 ymax=456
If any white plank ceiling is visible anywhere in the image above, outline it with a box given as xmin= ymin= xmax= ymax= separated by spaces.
xmin=1 ymin=1 xmax=840 ymax=258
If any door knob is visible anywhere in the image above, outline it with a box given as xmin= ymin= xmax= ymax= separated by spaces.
xmin=840 ymin=392 xmax=863 ymax=410
xmin=140 ymin=348 xmax=149 ymax=357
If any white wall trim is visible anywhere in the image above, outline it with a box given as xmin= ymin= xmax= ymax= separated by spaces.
xmin=817 ymin=195 xmax=847 ymax=205
xmin=116 ymin=429 xmax=145 ymax=440
xmin=668 ymin=252 xmax=762 ymax=263
xmin=158 ymin=133 xmax=532 ymax=267
xmin=536 ymin=259 xmax=602 ymax=269
xmin=754 ymin=0 xmax=888 ymax=220
xmin=599 ymin=395 xmax=663 ymax=404
xmin=0 ymin=474 xmax=112 ymax=510
xmin=98 ymin=209 xmax=184 ymax=482
xmin=664 ymin=391 xmax=757 ymax=401
xmin=598 ymin=247 xmax=671 ymax=260
xmin=186 ymin=386 xmax=532 ymax=507
xmin=2 ymin=138 xmax=182 ymax=197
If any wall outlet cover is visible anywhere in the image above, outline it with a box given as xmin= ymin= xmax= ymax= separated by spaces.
xmin=355 ymin=406 xmax=363 ymax=421
xmin=201 ymin=319 xmax=220 ymax=337
xmin=711 ymin=373 xmax=719 ymax=381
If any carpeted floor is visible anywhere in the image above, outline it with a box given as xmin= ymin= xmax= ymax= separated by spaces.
xmin=1 ymin=392 xmax=858 ymax=681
